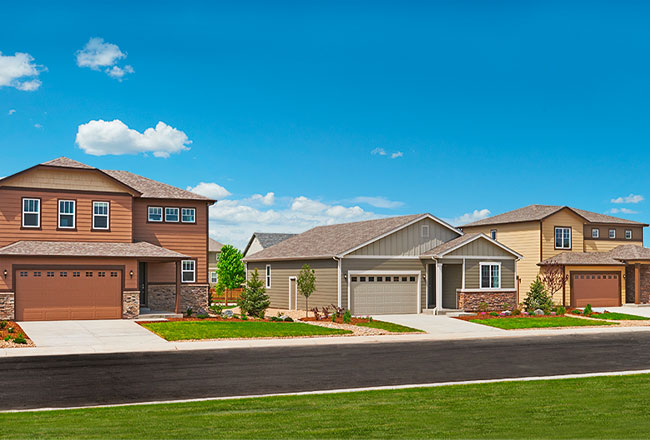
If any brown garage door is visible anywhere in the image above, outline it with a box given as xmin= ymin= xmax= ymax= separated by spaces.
xmin=571 ymin=272 xmax=620 ymax=308
xmin=16 ymin=269 xmax=122 ymax=321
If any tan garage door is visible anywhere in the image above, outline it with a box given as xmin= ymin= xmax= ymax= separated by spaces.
xmin=16 ymin=269 xmax=122 ymax=321
xmin=571 ymin=272 xmax=620 ymax=308
xmin=350 ymin=274 xmax=418 ymax=315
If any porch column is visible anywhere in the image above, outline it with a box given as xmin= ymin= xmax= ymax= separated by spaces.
xmin=436 ymin=262 xmax=443 ymax=312
xmin=634 ymin=263 xmax=641 ymax=304
xmin=175 ymin=260 xmax=182 ymax=314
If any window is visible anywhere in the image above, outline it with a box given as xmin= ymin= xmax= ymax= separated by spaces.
xmin=393 ymin=276 xmax=400 ymax=282
xmin=59 ymin=272 xmax=67 ymax=277
xmin=409 ymin=276 xmax=416 ymax=282
xmin=58 ymin=200 xmax=76 ymax=229
xmin=211 ymin=271 xmax=218 ymax=283
xmin=490 ymin=229 xmax=497 ymax=240
xmin=98 ymin=272 xmax=106 ymax=277
xmin=33 ymin=272 xmax=41 ymax=277
xmin=19 ymin=271 xmax=27 ymax=277
xmin=47 ymin=272 xmax=54 ymax=277
xmin=626 ymin=229 xmax=633 ymax=240
xmin=110 ymin=272 xmax=118 ymax=277
xmin=265 ymin=264 xmax=271 ymax=288
xmin=22 ymin=198 xmax=40 ymax=228
xmin=376 ymin=276 xmax=383 ymax=282
xmin=93 ymin=201 xmax=109 ymax=230
xmin=592 ymin=228 xmax=599 ymax=239
xmin=421 ymin=224 xmax=430 ymax=238
xmin=165 ymin=207 xmax=179 ymax=222
xmin=359 ymin=276 xmax=366 ymax=282
xmin=368 ymin=276 xmax=375 ymax=282
xmin=554 ymin=227 xmax=571 ymax=249
xmin=181 ymin=208 xmax=196 ymax=223
xmin=402 ymin=276 xmax=408 ymax=282
xmin=148 ymin=206 xmax=163 ymax=222
xmin=480 ymin=263 xmax=501 ymax=289
xmin=351 ymin=276 xmax=358 ymax=282
xmin=182 ymin=260 xmax=195 ymax=283
xmin=86 ymin=272 xmax=93 ymax=277
xmin=73 ymin=272 xmax=80 ymax=277
xmin=609 ymin=229 xmax=616 ymax=239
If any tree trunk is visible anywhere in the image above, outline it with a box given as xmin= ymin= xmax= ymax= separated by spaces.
xmin=306 ymin=296 xmax=309 ymax=318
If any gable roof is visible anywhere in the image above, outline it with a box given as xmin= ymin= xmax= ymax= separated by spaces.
xmin=462 ymin=204 xmax=647 ymax=227
xmin=244 ymin=214 xmax=461 ymax=261
xmin=538 ymin=251 xmax=625 ymax=266
xmin=421 ymin=232 xmax=523 ymax=259
xmin=608 ymin=244 xmax=650 ymax=261
xmin=209 ymin=238 xmax=224 ymax=253
xmin=243 ymin=232 xmax=298 ymax=256
xmin=42 ymin=157 xmax=95 ymax=169
xmin=0 ymin=240 xmax=188 ymax=259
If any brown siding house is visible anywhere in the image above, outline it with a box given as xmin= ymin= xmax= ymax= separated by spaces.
xmin=0 ymin=157 xmax=215 ymax=321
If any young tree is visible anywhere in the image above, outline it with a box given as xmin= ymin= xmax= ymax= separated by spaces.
xmin=523 ymin=277 xmax=553 ymax=313
xmin=215 ymin=245 xmax=245 ymax=306
xmin=238 ymin=269 xmax=270 ymax=318
xmin=539 ymin=263 xmax=569 ymax=304
xmin=297 ymin=264 xmax=316 ymax=318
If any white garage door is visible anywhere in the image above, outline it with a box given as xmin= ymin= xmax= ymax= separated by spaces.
xmin=350 ymin=274 xmax=418 ymax=315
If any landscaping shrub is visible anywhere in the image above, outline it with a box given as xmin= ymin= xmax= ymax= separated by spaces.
xmin=489 ymin=311 xmax=498 ymax=316
xmin=196 ymin=313 xmax=209 ymax=319
xmin=3 ymin=336 xmax=9 ymax=341
xmin=238 ymin=269 xmax=271 ymax=317
xmin=584 ymin=304 xmax=593 ymax=316
xmin=186 ymin=308 xmax=194 ymax=317
xmin=331 ymin=313 xmax=337 ymax=323
xmin=523 ymin=278 xmax=553 ymax=313
xmin=7 ymin=327 xmax=14 ymax=334
xmin=571 ymin=309 xmax=582 ymax=315
xmin=478 ymin=302 xmax=489 ymax=313
xmin=311 ymin=307 xmax=322 ymax=320
xmin=0 ymin=320 xmax=6 ymax=329
xmin=555 ymin=306 xmax=567 ymax=315
xmin=240 ymin=314 xmax=248 ymax=321
xmin=13 ymin=334 xmax=26 ymax=344
xmin=343 ymin=309 xmax=352 ymax=324
xmin=512 ymin=308 xmax=521 ymax=316
xmin=209 ymin=304 xmax=223 ymax=315
xmin=284 ymin=317 xmax=294 ymax=322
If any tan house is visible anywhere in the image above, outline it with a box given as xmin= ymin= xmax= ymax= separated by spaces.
xmin=461 ymin=205 xmax=649 ymax=307
xmin=208 ymin=238 xmax=224 ymax=287
xmin=243 ymin=232 xmax=296 ymax=258
xmin=244 ymin=214 xmax=521 ymax=314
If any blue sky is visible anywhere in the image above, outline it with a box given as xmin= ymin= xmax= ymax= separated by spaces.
xmin=2 ymin=1 xmax=650 ymax=248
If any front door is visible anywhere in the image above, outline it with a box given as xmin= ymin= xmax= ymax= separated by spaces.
xmin=139 ymin=262 xmax=148 ymax=307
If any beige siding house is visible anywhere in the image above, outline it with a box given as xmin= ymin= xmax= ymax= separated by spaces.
xmin=208 ymin=238 xmax=224 ymax=287
xmin=243 ymin=232 xmax=297 ymax=258
xmin=244 ymin=214 xmax=521 ymax=314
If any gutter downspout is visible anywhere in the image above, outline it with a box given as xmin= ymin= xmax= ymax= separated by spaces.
xmin=334 ymin=256 xmax=342 ymax=308
xmin=431 ymin=256 xmax=439 ymax=315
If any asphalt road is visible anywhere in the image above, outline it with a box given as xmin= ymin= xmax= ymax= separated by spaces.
xmin=4 ymin=331 xmax=650 ymax=410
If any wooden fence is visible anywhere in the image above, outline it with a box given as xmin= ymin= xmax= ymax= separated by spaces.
xmin=211 ymin=288 xmax=243 ymax=305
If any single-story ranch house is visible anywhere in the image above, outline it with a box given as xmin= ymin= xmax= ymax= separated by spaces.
xmin=244 ymin=214 xmax=522 ymax=314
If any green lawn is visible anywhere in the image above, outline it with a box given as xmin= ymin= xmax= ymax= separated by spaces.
xmin=469 ymin=316 xmax=616 ymax=329
xmin=356 ymin=320 xmax=424 ymax=333
xmin=5 ymin=374 xmax=650 ymax=438
xmin=589 ymin=312 xmax=650 ymax=321
xmin=141 ymin=321 xmax=351 ymax=340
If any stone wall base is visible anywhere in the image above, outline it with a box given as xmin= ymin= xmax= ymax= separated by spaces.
xmin=457 ymin=290 xmax=517 ymax=312
xmin=625 ymin=265 xmax=650 ymax=304
xmin=122 ymin=291 xmax=140 ymax=319
xmin=148 ymin=284 xmax=209 ymax=313
xmin=0 ymin=292 xmax=14 ymax=320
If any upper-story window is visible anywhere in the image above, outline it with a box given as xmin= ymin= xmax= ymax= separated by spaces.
xmin=181 ymin=208 xmax=196 ymax=223
xmin=626 ymin=229 xmax=633 ymax=240
xmin=609 ymin=229 xmax=616 ymax=239
xmin=58 ymin=200 xmax=76 ymax=229
xmin=592 ymin=228 xmax=599 ymax=239
xmin=22 ymin=198 xmax=40 ymax=228
xmin=490 ymin=229 xmax=497 ymax=240
xmin=93 ymin=201 xmax=109 ymax=230
xmin=555 ymin=227 xmax=571 ymax=249
xmin=148 ymin=206 xmax=163 ymax=222
xmin=181 ymin=260 xmax=195 ymax=283
xmin=421 ymin=224 xmax=429 ymax=238
xmin=480 ymin=263 xmax=501 ymax=289
xmin=165 ymin=207 xmax=179 ymax=222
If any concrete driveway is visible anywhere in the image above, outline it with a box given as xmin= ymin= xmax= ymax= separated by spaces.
xmin=593 ymin=305 xmax=650 ymax=317
xmin=18 ymin=320 xmax=168 ymax=351
xmin=373 ymin=314 xmax=506 ymax=337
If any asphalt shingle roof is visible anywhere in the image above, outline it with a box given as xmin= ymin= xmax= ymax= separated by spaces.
xmin=539 ymin=251 xmax=625 ymax=266
xmin=0 ymin=241 xmax=189 ymax=259
xmin=209 ymin=238 xmax=224 ymax=253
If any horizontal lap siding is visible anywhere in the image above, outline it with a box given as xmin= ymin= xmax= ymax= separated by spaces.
xmin=0 ymin=188 xmax=133 ymax=246
xmin=341 ymin=259 xmax=427 ymax=310
xmin=541 ymin=209 xmax=585 ymax=259
xmin=1 ymin=167 xmax=135 ymax=194
xmin=247 ymin=260 xmax=338 ymax=310
xmin=583 ymin=239 xmax=640 ymax=252
xmin=133 ymin=200 xmax=209 ymax=284
xmin=465 ymin=259 xmax=515 ymax=289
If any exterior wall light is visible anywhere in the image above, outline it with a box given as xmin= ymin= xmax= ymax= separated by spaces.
xmin=3 ymin=269 xmax=6 ymax=278
xmin=130 ymin=270 xmax=134 ymax=278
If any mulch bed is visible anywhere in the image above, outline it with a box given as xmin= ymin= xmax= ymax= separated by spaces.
xmin=0 ymin=321 xmax=33 ymax=348
xmin=300 ymin=316 xmax=371 ymax=324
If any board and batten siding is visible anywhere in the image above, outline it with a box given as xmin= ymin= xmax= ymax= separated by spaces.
xmin=464 ymin=259 xmax=516 ymax=290
xmin=350 ymin=218 xmax=460 ymax=256
xmin=341 ymin=258 xmax=427 ymax=310
xmin=0 ymin=167 xmax=138 ymax=195
xmin=445 ymin=237 xmax=514 ymax=258
xmin=442 ymin=263 xmax=462 ymax=308
xmin=247 ymin=259 xmax=338 ymax=310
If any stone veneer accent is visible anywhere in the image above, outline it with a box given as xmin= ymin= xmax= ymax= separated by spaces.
xmin=625 ymin=265 xmax=650 ymax=304
xmin=0 ymin=292 xmax=15 ymax=320
xmin=457 ymin=290 xmax=517 ymax=312
xmin=147 ymin=284 xmax=209 ymax=313
xmin=122 ymin=291 xmax=140 ymax=319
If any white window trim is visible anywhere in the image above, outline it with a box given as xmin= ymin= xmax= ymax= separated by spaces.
xmin=266 ymin=264 xmax=271 ymax=288
xmin=148 ymin=206 xmax=163 ymax=222
xmin=181 ymin=260 xmax=196 ymax=283
xmin=479 ymin=262 xmax=502 ymax=290
xmin=490 ymin=229 xmax=497 ymax=240
xmin=421 ymin=224 xmax=430 ymax=238
xmin=626 ymin=229 xmax=633 ymax=240
xmin=92 ymin=201 xmax=110 ymax=230
xmin=58 ymin=200 xmax=76 ymax=229
xmin=181 ymin=207 xmax=196 ymax=223
xmin=592 ymin=228 xmax=599 ymax=239
xmin=211 ymin=271 xmax=218 ymax=283
xmin=554 ymin=227 xmax=571 ymax=249
xmin=165 ymin=207 xmax=180 ymax=223
xmin=609 ymin=229 xmax=616 ymax=239
xmin=22 ymin=198 xmax=40 ymax=228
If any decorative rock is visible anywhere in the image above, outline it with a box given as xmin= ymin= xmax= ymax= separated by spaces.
xmin=534 ymin=309 xmax=544 ymax=316
xmin=223 ymin=309 xmax=234 ymax=318
xmin=502 ymin=310 xmax=512 ymax=316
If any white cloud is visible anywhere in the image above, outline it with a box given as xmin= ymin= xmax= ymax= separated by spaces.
xmin=609 ymin=207 xmax=638 ymax=214
xmin=250 ymin=192 xmax=275 ymax=206
xmin=611 ymin=194 xmax=644 ymax=204
xmin=186 ymin=182 xmax=231 ymax=199
xmin=371 ymin=147 xmax=387 ymax=156
xmin=391 ymin=151 xmax=403 ymax=159
xmin=76 ymin=38 xmax=133 ymax=80
xmin=352 ymin=196 xmax=403 ymax=209
xmin=8 ymin=109 xmax=15 ymax=115
xmin=33 ymin=123 xmax=42 ymax=129
xmin=372 ymin=147 xmax=403 ymax=159
xmin=0 ymin=52 xmax=45 ymax=91
xmin=446 ymin=209 xmax=491 ymax=226
xmin=76 ymin=119 xmax=191 ymax=158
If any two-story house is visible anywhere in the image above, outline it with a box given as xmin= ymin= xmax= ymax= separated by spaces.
xmin=462 ymin=205 xmax=650 ymax=307
xmin=0 ymin=157 xmax=215 ymax=321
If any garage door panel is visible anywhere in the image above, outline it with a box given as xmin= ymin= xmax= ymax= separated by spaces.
xmin=16 ymin=269 xmax=122 ymax=321
xmin=351 ymin=274 xmax=418 ymax=315
xmin=572 ymin=272 xmax=620 ymax=308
